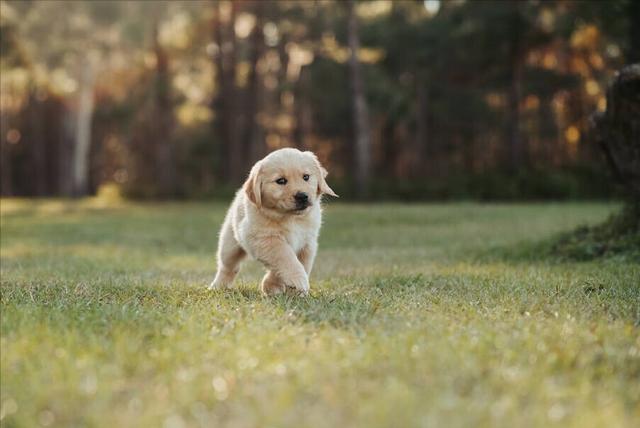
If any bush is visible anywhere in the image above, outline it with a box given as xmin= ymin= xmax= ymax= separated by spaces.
xmin=550 ymin=202 xmax=640 ymax=261
xmin=330 ymin=166 xmax=620 ymax=201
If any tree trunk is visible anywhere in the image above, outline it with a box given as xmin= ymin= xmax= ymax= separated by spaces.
xmin=591 ymin=65 xmax=640 ymax=202
xmin=72 ymin=59 xmax=95 ymax=197
xmin=629 ymin=0 xmax=640 ymax=64
xmin=0 ymin=111 xmax=12 ymax=196
xmin=411 ymin=78 xmax=428 ymax=178
xmin=212 ymin=0 xmax=242 ymax=184
xmin=211 ymin=1 xmax=245 ymax=183
xmin=293 ymin=67 xmax=311 ymax=150
xmin=60 ymin=110 xmax=76 ymax=196
xmin=243 ymin=0 xmax=266 ymax=168
xmin=29 ymin=91 xmax=47 ymax=196
xmin=225 ymin=1 xmax=242 ymax=183
xmin=277 ymin=33 xmax=289 ymax=100
xmin=347 ymin=0 xmax=372 ymax=199
xmin=590 ymin=65 xmax=640 ymax=239
xmin=152 ymin=21 xmax=176 ymax=197
xmin=381 ymin=116 xmax=397 ymax=180
xmin=506 ymin=1 xmax=524 ymax=172
xmin=211 ymin=2 xmax=227 ymax=182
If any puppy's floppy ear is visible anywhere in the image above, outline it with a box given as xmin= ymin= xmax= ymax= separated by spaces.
xmin=243 ymin=161 xmax=263 ymax=207
xmin=306 ymin=152 xmax=338 ymax=198
xmin=317 ymin=164 xmax=338 ymax=197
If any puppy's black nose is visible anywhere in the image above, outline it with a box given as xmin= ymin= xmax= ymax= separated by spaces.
xmin=294 ymin=192 xmax=309 ymax=203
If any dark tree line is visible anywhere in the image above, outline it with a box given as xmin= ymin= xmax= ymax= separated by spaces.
xmin=0 ymin=0 xmax=635 ymax=200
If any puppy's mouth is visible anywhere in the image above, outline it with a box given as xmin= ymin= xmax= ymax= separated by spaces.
xmin=292 ymin=203 xmax=311 ymax=213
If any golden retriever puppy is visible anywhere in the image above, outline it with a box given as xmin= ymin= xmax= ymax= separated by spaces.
xmin=209 ymin=148 xmax=338 ymax=295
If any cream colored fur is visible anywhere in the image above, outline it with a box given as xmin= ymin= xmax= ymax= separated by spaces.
xmin=209 ymin=148 xmax=337 ymax=295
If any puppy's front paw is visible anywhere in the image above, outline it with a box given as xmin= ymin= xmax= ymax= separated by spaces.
xmin=261 ymin=272 xmax=285 ymax=296
xmin=208 ymin=272 xmax=231 ymax=290
xmin=289 ymin=286 xmax=309 ymax=297
xmin=283 ymin=274 xmax=309 ymax=295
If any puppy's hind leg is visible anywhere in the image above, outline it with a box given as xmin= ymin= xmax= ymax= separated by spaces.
xmin=209 ymin=221 xmax=246 ymax=289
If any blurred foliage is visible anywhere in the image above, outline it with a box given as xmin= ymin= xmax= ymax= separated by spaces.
xmin=551 ymin=64 xmax=640 ymax=261
xmin=550 ymin=202 xmax=640 ymax=261
xmin=0 ymin=0 xmax=635 ymax=199
xmin=332 ymin=165 xmax=621 ymax=201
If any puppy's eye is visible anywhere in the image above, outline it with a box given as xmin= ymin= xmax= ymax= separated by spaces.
xmin=303 ymin=174 xmax=310 ymax=181
xmin=276 ymin=177 xmax=287 ymax=185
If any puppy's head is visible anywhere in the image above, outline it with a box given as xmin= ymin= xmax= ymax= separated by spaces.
xmin=244 ymin=148 xmax=338 ymax=215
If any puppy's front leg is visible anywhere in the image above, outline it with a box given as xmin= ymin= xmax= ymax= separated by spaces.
xmin=297 ymin=243 xmax=317 ymax=275
xmin=254 ymin=238 xmax=309 ymax=294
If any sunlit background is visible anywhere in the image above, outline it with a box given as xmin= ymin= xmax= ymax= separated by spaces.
xmin=2 ymin=3 xmax=640 ymax=426
xmin=0 ymin=0 xmax=635 ymax=200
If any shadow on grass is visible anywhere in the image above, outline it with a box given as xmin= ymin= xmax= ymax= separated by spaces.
xmin=1 ymin=278 xmax=381 ymax=331
xmin=4 ymin=266 xmax=638 ymax=334
xmin=265 ymin=287 xmax=379 ymax=329
xmin=259 ymin=274 xmax=460 ymax=329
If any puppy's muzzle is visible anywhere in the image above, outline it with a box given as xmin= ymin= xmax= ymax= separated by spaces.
xmin=294 ymin=192 xmax=310 ymax=210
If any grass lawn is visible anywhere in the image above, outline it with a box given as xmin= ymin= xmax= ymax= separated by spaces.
xmin=1 ymin=199 xmax=638 ymax=428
